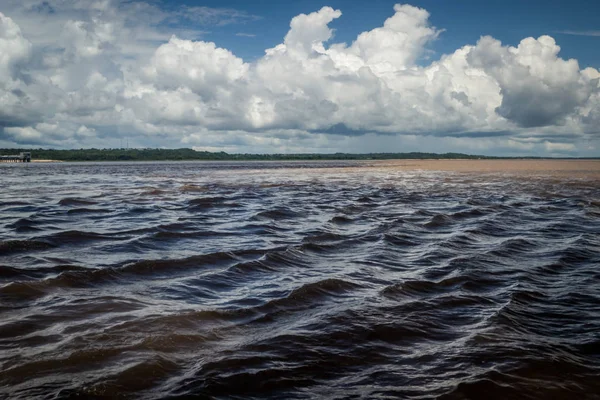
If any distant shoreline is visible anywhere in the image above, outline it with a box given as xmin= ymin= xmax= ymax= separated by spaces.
xmin=1 ymin=148 xmax=598 ymax=162
xmin=25 ymin=158 xmax=600 ymax=163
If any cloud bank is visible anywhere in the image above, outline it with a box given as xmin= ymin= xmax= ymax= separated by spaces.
xmin=0 ymin=1 xmax=598 ymax=155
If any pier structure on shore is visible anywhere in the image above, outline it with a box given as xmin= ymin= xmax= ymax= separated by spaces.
xmin=0 ymin=152 xmax=31 ymax=162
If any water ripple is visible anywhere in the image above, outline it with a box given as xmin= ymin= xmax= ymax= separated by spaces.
xmin=0 ymin=160 xmax=599 ymax=399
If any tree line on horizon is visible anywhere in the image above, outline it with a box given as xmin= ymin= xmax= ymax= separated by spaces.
xmin=0 ymin=148 xmax=563 ymax=161
xmin=0 ymin=148 xmax=498 ymax=161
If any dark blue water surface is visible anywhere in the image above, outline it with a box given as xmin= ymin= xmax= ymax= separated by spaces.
xmin=1 ymin=161 xmax=599 ymax=399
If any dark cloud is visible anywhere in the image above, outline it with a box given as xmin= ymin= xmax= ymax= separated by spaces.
xmin=315 ymin=123 xmax=368 ymax=136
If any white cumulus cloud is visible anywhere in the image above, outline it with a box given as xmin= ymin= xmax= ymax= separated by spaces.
xmin=0 ymin=1 xmax=598 ymax=156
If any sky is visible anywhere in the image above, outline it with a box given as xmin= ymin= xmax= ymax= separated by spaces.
xmin=0 ymin=0 xmax=599 ymax=156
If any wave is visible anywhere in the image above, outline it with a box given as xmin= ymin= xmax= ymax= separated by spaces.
xmin=140 ymin=188 xmax=169 ymax=196
xmin=39 ymin=230 xmax=128 ymax=246
xmin=439 ymin=360 xmax=600 ymax=399
xmin=152 ymin=230 xmax=231 ymax=240
xmin=58 ymin=198 xmax=98 ymax=206
xmin=328 ymin=215 xmax=354 ymax=224
xmin=6 ymin=218 xmax=44 ymax=232
xmin=424 ymin=213 xmax=454 ymax=229
xmin=0 ymin=249 xmax=270 ymax=301
xmin=66 ymin=207 xmax=112 ymax=214
xmin=0 ymin=200 xmax=30 ymax=207
xmin=1 ymin=161 xmax=599 ymax=399
xmin=188 ymin=196 xmax=241 ymax=209
xmin=252 ymin=208 xmax=300 ymax=220
xmin=0 ymin=239 xmax=55 ymax=255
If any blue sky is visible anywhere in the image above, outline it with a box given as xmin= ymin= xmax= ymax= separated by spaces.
xmin=0 ymin=0 xmax=599 ymax=156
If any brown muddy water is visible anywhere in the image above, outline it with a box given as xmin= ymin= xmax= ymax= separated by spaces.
xmin=1 ymin=160 xmax=599 ymax=399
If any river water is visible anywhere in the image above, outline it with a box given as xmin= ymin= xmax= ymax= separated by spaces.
xmin=1 ymin=160 xmax=599 ymax=399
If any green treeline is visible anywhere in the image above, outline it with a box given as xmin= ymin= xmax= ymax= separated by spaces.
xmin=0 ymin=148 xmax=502 ymax=161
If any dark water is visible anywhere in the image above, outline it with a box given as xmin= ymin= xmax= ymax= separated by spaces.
xmin=1 ymin=161 xmax=599 ymax=399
